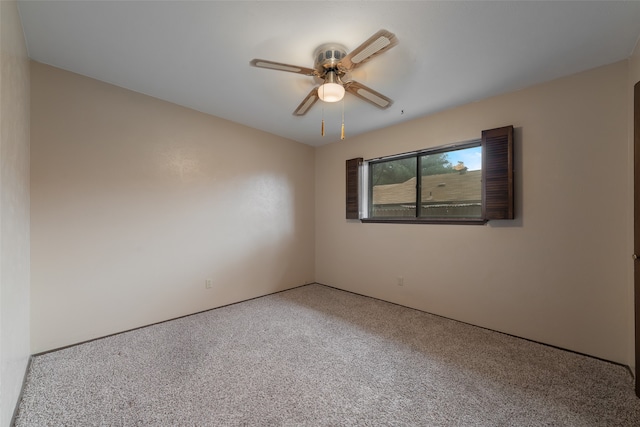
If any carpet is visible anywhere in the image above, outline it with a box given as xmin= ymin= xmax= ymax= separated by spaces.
xmin=13 ymin=284 xmax=640 ymax=426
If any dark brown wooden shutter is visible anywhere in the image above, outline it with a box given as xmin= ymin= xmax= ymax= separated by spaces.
xmin=346 ymin=157 xmax=363 ymax=219
xmin=482 ymin=126 xmax=514 ymax=220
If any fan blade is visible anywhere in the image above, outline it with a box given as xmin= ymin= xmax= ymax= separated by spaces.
xmin=250 ymin=59 xmax=317 ymax=76
xmin=340 ymin=29 xmax=398 ymax=71
xmin=293 ymin=87 xmax=320 ymax=116
xmin=344 ymin=80 xmax=393 ymax=109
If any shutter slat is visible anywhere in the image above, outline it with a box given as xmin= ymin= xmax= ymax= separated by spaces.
xmin=482 ymin=126 xmax=514 ymax=220
xmin=346 ymin=158 xmax=363 ymax=219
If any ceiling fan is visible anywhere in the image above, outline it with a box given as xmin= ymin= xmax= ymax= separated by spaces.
xmin=250 ymin=29 xmax=398 ymax=116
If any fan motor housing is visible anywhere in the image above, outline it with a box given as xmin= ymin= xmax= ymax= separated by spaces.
xmin=313 ymin=44 xmax=347 ymax=74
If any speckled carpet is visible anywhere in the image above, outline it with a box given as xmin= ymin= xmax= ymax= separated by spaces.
xmin=13 ymin=284 xmax=640 ymax=426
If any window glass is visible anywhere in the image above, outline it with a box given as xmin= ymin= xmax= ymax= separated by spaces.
xmin=420 ymin=146 xmax=482 ymax=218
xmin=370 ymin=157 xmax=417 ymax=218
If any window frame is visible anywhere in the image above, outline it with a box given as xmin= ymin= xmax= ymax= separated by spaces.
xmin=346 ymin=125 xmax=514 ymax=225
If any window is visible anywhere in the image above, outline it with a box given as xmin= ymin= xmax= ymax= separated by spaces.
xmin=346 ymin=125 xmax=513 ymax=224
xmin=369 ymin=144 xmax=482 ymax=220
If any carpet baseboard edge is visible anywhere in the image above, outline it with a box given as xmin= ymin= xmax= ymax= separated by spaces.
xmin=31 ymin=282 xmax=318 ymax=358
xmin=25 ymin=280 xmax=633 ymax=383
xmin=314 ymin=282 xmax=633 ymax=377
xmin=10 ymin=355 xmax=33 ymax=427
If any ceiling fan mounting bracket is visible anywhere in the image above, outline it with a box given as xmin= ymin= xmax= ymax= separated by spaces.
xmin=313 ymin=44 xmax=348 ymax=77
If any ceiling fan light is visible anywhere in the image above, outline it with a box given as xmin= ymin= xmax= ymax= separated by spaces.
xmin=318 ymin=82 xmax=345 ymax=102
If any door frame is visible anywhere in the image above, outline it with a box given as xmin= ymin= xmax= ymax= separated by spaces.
xmin=634 ymin=80 xmax=640 ymax=397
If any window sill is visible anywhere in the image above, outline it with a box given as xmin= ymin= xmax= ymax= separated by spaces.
xmin=360 ymin=218 xmax=488 ymax=225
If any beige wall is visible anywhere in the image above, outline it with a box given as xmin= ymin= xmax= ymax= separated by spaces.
xmin=316 ymin=60 xmax=631 ymax=365
xmin=629 ymin=39 xmax=640 ymax=374
xmin=630 ymin=37 xmax=640 ymax=81
xmin=30 ymin=63 xmax=315 ymax=353
xmin=0 ymin=0 xmax=31 ymax=425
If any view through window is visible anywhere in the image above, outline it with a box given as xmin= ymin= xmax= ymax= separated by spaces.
xmin=369 ymin=145 xmax=482 ymax=219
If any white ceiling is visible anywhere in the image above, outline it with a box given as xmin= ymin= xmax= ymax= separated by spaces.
xmin=17 ymin=1 xmax=640 ymax=146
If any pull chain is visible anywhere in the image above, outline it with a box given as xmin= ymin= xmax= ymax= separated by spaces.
xmin=321 ymin=102 xmax=325 ymax=136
